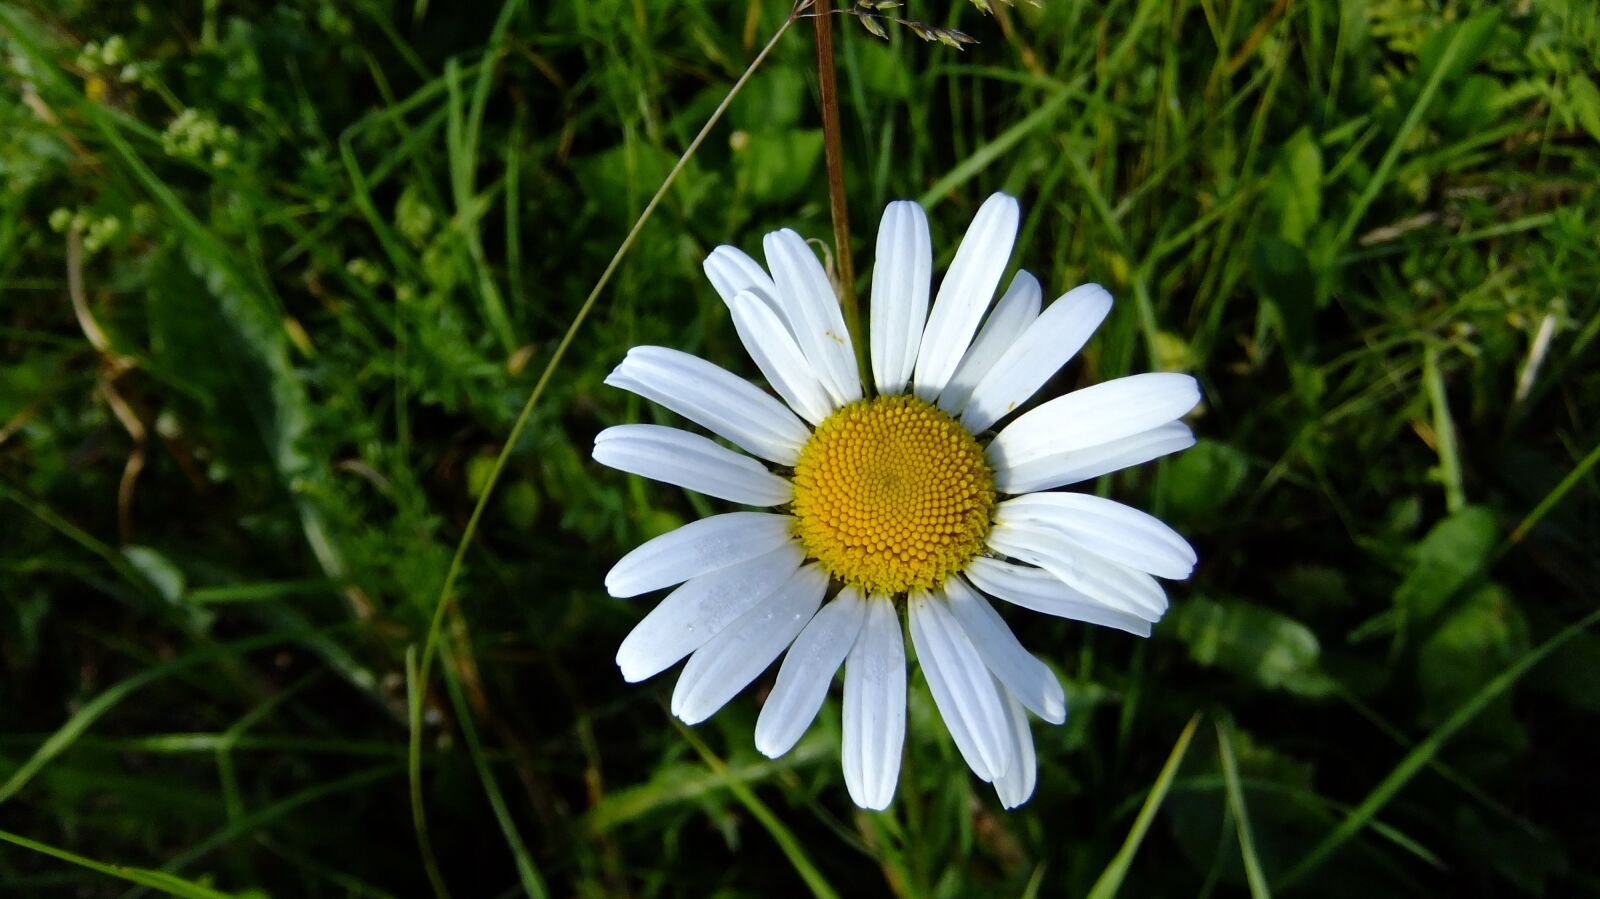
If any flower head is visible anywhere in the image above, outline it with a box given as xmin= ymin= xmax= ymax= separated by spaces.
xmin=594 ymin=193 xmax=1200 ymax=809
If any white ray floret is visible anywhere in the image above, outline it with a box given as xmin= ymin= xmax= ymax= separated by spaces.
xmin=605 ymin=346 xmax=811 ymax=465
xmin=909 ymin=590 xmax=1013 ymax=782
xmin=869 ymin=200 xmax=932 ymax=396
xmin=672 ymin=563 xmax=829 ymax=724
xmin=961 ymin=282 xmax=1113 ymax=434
xmin=936 ymin=270 xmax=1042 ymax=416
xmin=842 ymin=596 xmax=906 ymax=811
xmin=942 ymin=576 xmax=1066 ymax=724
xmin=763 ymin=228 xmax=863 ymax=408
xmin=992 ymin=420 xmax=1197 ymax=494
xmin=728 ymin=290 xmax=835 ymax=425
xmin=603 ymin=511 xmax=795 ymax=598
xmin=755 ymin=586 xmax=869 ymax=758
xmin=593 ymin=424 xmax=793 ymax=507
xmin=913 ymin=192 xmax=1020 ymax=401
xmin=615 ymin=541 xmax=804 ymax=683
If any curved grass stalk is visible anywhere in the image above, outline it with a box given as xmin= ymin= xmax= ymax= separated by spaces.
xmin=406 ymin=10 xmax=803 ymax=897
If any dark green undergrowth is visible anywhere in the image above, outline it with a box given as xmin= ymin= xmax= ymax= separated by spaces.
xmin=2 ymin=0 xmax=1597 ymax=896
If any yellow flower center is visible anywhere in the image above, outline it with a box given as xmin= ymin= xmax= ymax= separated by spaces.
xmin=791 ymin=395 xmax=995 ymax=596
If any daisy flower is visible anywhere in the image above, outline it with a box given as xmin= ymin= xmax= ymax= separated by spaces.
xmin=593 ymin=193 xmax=1200 ymax=810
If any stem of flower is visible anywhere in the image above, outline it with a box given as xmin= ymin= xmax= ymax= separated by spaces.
xmin=812 ymin=0 xmax=869 ymax=383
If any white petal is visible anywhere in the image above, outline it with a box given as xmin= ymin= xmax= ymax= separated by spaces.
xmin=615 ymin=541 xmax=804 ymax=682
xmin=605 ymin=346 xmax=811 ymax=465
xmin=936 ymin=271 xmax=1042 ymax=416
xmin=961 ymin=283 xmax=1113 ymax=434
xmin=763 ymin=229 xmax=862 ymax=407
xmin=913 ymin=193 xmax=1020 ymax=400
xmin=991 ymin=685 xmax=1038 ymax=809
xmin=997 ymin=493 xmax=1196 ymax=579
xmin=943 ymin=577 xmax=1066 ymax=724
xmin=755 ymin=586 xmax=869 ymax=758
xmin=987 ymin=373 xmax=1201 ymax=471
xmin=729 ymin=290 xmax=835 ymax=425
xmin=842 ymin=595 xmax=906 ymax=810
xmin=672 ymin=563 xmax=828 ymax=725
xmin=593 ymin=424 xmax=793 ymax=507
xmin=994 ymin=422 xmax=1196 ymax=494
xmin=965 ymin=557 xmax=1153 ymax=637
xmin=988 ymin=521 xmax=1168 ymax=619
xmin=908 ymin=590 xmax=1012 ymax=782
xmin=869 ymin=201 xmax=932 ymax=395
xmin=704 ymin=245 xmax=782 ymax=322
xmin=604 ymin=512 xmax=794 ymax=598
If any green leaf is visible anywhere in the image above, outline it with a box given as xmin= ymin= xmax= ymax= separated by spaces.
xmin=1440 ymin=74 xmax=1503 ymax=135
xmin=1566 ymin=72 xmax=1600 ymax=144
xmin=1417 ymin=11 xmax=1501 ymax=85
xmin=1164 ymin=598 xmax=1333 ymax=696
xmin=574 ymin=141 xmax=683 ymax=223
xmin=735 ymin=128 xmax=824 ymax=204
xmin=1163 ymin=439 xmax=1250 ymax=522
xmin=1417 ymin=583 xmax=1529 ymax=730
xmin=1393 ymin=506 xmax=1498 ymax=623
xmin=1266 ymin=128 xmax=1322 ymax=245
xmin=731 ymin=67 xmax=807 ymax=133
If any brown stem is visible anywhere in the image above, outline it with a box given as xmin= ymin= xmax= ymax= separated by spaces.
xmin=812 ymin=0 xmax=867 ymax=381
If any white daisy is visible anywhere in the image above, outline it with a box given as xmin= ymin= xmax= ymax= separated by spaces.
xmin=594 ymin=192 xmax=1200 ymax=810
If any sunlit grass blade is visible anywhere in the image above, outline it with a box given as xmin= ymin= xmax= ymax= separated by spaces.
xmin=1086 ymin=713 xmax=1202 ymax=899
xmin=1215 ymin=720 xmax=1272 ymax=899
xmin=0 ymin=630 xmax=312 ymax=806
xmin=1504 ymin=436 xmax=1600 ymax=551
xmin=1276 ymin=608 xmax=1600 ymax=890
xmin=0 ymin=828 xmax=236 ymax=899
xmin=674 ymin=721 xmax=844 ymax=899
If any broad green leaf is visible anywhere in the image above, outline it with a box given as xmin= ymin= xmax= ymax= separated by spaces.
xmin=736 ymin=128 xmax=825 ymax=204
xmin=1164 ymin=439 xmax=1251 ymax=522
xmin=1393 ymin=506 xmax=1497 ymax=623
xmin=1417 ymin=583 xmax=1529 ymax=730
xmin=1164 ymin=598 xmax=1333 ymax=696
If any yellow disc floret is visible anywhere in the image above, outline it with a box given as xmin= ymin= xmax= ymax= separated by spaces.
xmin=791 ymin=394 xmax=995 ymax=596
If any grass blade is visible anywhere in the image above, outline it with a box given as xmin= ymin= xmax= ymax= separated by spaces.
xmin=1276 ymin=608 xmax=1600 ymax=889
xmin=0 ymin=829 xmax=236 ymax=899
xmin=1087 ymin=713 xmax=1202 ymax=899
xmin=1216 ymin=721 xmax=1272 ymax=899
xmin=440 ymin=638 xmax=550 ymax=899
xmin=406 ymin=7 xmax=800 ymax=888
xmin=674 ymin=721 xmax=844 ymax=899
xmin=0 ymin=631 xmax=310 ymax=805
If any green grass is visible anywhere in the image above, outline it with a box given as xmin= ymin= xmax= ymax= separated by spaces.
xmin=2 ymin=0 xmax=1597 ymax=896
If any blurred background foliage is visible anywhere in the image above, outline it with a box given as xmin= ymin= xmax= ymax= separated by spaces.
xmin=1 ymin=0 xmax=1597 ymax=895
